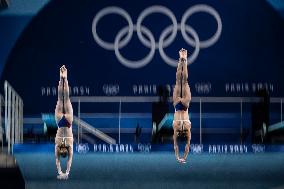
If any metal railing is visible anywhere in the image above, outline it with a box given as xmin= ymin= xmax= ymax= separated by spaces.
xmin=71 ymin=96 xmax=284 ymax=145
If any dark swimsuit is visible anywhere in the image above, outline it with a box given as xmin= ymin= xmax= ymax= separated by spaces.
xmin=175 ymin=102 xmax=187 ymax=111
xmin=58 ymin=115 xmax=71 ymax=128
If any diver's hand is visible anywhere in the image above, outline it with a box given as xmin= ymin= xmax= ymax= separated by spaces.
xmin=57 ymin=172 xmax=69 ymax=180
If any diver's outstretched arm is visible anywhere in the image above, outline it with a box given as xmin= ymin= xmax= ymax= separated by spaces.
xmin=183 ymin=123 xmax=191 ymax=160
xmin=173 ymin=126 xmax=180 ymax=160
xmin=55 ymin=145 xmax=62 ymax=175
xmin=66 ymin=145 xmax=73 ymax=175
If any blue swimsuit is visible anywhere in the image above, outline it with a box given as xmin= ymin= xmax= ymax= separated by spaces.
xmin=175 ymin=102 xmax=187 ymax=111
xmin=58 ymin=115 xmax=71 ymax=128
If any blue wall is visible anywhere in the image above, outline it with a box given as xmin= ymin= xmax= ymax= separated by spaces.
xmin=0 ymin=0 xmax=284 ymax=115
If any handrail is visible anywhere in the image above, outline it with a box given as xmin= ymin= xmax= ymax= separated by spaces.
xmin=73 ymin=116 xmax=116 ymax=144
xmin=70 ymin=96 xmax=283 ymax=103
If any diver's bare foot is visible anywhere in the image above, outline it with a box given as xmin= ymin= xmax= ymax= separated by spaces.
xmin=60 ymin=65 xmax=67 ymax=79
xmin=179 ymin=48 xmax=187 ymax=59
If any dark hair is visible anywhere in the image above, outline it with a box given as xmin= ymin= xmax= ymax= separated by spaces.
xmin=177 ymin=130 xmax=188 ymax=138
xmin=59 ymin=146 xmax=68 ymax=158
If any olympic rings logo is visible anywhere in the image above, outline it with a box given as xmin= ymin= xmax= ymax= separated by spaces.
xmin=92 ymin=4 xmax=222 ymax=69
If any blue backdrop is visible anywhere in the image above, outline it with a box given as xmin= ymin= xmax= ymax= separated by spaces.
xmin=0 ymin=0 xmax=284 ymax=115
